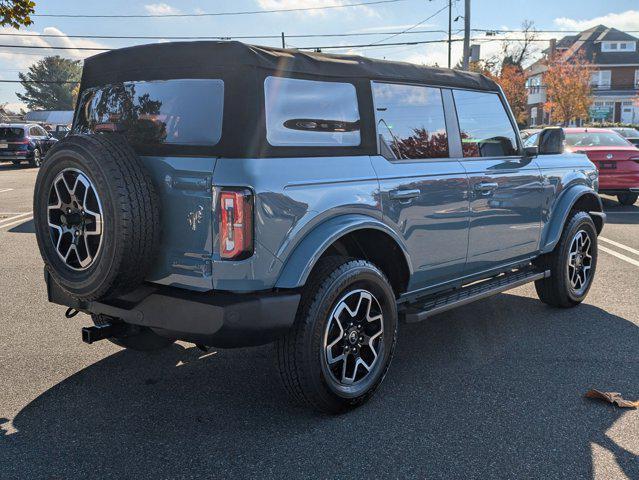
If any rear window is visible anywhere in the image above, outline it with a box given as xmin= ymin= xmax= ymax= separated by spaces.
xmin=615 ymin=128 xmax=639 ymax=138
xmin=0 ymin=127 xmax=24 ymax=140
xmin=565 ymin=132 xmax=631 ymax=148
xmin=75 ymin=79 xmax=224 ymax=148
xmin=264 ymin=77 xmax=360 ymax=147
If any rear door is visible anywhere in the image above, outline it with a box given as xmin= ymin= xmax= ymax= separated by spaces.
xmin=30 ymin=125 xmax=54 ymax=153
xmin=371 ymin=82 xmax=470 ymax=291
xmin=452 ymin=89 xmax=543 ymax=275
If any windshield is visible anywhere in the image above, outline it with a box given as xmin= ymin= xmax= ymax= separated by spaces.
xmin=0 ymin=127 xmax=24 ymax=140
xmin=74 ymin=79 xmax=224 ymax=148
xmin=565 ymin=132 xmax=631 ymax=148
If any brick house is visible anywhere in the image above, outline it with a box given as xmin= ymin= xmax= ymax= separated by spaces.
xmin=525 ymin=25 xmax=639 ymax=126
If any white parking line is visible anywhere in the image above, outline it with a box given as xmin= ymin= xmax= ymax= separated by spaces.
xmin=600 ymin=237 xmax=639 ymax=258
xmin=599 ymin=245 xmax=639 ymax=268
xmin=0 ymin=188 xmax=13 ymax=194
xmin=0 ymin=212 xmax=32 ymax=229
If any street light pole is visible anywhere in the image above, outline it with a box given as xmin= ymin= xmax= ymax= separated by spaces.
xmin=462 ymin=0 xmax=471 ymax=70
xmin=447 ymin=0 xmax=452 ymax=68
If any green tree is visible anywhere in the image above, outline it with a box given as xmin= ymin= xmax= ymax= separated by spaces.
xmin=17 ymin=56 xmax=82 ymax=110
xmin=0 ymin=0 xmax=35 ymax=28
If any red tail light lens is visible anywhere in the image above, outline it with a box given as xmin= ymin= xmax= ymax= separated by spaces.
xmin=219 ymin=189 xmax=253 ymax=260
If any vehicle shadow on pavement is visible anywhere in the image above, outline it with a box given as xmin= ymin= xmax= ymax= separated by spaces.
xmin=2 ymin=294 xmax=638 ymax=479
xmin=601 ymin=197 xmax=639 ymax=225
xmin=8 ymin=219 xmax=34 ymax=234
xmin=0 ymin=164 xmax=33 ymax=171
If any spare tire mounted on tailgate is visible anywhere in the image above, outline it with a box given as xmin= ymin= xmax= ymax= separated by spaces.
xmin=33 ymin=134 xmax=160 ymax=301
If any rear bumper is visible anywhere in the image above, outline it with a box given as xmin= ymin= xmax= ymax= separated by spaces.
xmin=0 ymin=153 xmax=29 ymax=161
xmin=45 ymin=270 xmax=300 ymax=348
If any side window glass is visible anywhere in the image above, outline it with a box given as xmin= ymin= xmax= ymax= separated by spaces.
xmin=29 ymin=126 xmax=39 ymax=136
xmin=523 ymin=132 xmax=539 ymax=147
xmin=372 ymin=82 xmax=448 ymax=160
xmin=264 ymin=77 xmax=360 ymax=147
xmin=453 ymin=90 xmax=519 ymax=157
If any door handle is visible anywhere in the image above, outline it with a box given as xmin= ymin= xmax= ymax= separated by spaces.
xmin=474 ymin=182 xmax=499 ymax=194
xmin=389 ymin=189 xmax=420 ymax=200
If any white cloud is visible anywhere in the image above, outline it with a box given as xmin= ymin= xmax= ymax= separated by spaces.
xmin=554 ymin=10 xmax=639 ymax=32
xmin=0 ymin=25 xmax=109 ymax=69
xmin=0 ymin=26 xmax=111 ymax=106
xmin=144 ymin=3 xmax=181 ymax=16
xmin=257 ymin=0 xmax=379 ymax=18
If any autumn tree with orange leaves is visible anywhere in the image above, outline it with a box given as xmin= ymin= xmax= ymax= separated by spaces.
xmin=465 ymin=62 xmax=528 ymax=125
xmin=492 ymin=64 xmax=528 ymax=125
xmin=543 ymin=51 xmax=592 ymax=125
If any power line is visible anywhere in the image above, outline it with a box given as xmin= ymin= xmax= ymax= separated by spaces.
xmin=0 ymin=38 xmax=468 ymax=53
xmin=0 ymin=28 xmax=637 ymax=42
xmin=0 ymin=29 xmax=452 ymax=41
xmin=473 ymin=28 xmax=639 ymax=34
xmin=371 ymin=2 xmax=450 ymax=44
xmin=0 ymin=44 xmax=106 ymax=51
xmin=32 ymin=0 xmax=408 ymax=18
xmin=0 ymin=34 xmax=632 ymax=54
xmin=0 ymin=79 xmax=78 ymax=84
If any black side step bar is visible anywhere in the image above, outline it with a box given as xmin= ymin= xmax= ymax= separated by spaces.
xmin=402 ymin=268 xmax=550 ymax=323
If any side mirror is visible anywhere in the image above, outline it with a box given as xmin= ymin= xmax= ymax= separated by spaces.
xmin=538 ymin=127 xmax=565 ymax=155
xmin=523 ymin=146 xmax=538 ymax=157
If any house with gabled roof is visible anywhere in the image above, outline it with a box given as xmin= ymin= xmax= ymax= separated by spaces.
xmin=525 ymin=25 xmax=639 ymax=126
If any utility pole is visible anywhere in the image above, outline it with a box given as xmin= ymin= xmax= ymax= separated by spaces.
xmin=447 ymin=0 xmax=452 ymax=68
xmin=462 ymin=0 xmax=471 ymax=70
xmin=281 ymin=32 xmax=286 ymax=49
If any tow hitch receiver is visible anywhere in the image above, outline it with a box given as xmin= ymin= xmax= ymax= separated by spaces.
xmin=81 ymin=323 xmax=123 ymax=344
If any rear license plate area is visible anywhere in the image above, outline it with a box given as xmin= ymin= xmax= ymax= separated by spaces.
xmin=599 ymin=161 xmax=617 ymax=170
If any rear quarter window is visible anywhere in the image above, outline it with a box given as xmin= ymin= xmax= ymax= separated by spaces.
xmin=75 ymin=79 xmax=224 ymax=148
xmin=264 ymin=77 xmax=361 ymax=147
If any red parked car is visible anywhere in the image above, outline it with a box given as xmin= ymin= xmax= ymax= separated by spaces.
xmin=564 ymin=127 xmax=639 ymax=205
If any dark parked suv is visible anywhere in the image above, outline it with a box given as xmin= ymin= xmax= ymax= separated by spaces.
xmin=0 ymin=123 xmax=57 ymax=167
xmin=34 ymin=42 xmax=605 ymax=413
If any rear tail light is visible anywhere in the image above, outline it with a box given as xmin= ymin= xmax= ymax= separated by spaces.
xmin=8 ymin=139 xmax=28 ymax=144
xmin=219 ymin=189 xmax=253 ymax=260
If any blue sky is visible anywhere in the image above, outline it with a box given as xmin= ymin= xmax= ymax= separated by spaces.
xmin=1 ymin=0 xmax=637 ymax=110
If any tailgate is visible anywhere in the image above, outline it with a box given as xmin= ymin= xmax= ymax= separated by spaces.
xmin=139 ymin=156 xmax=217 ymax=291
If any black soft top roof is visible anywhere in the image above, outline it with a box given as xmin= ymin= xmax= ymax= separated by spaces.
xmin=80 ymin=40 xmax=499 ymax=92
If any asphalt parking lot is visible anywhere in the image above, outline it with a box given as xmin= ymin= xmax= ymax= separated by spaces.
xmin=0 ymin=163 xmax=637 ymax=479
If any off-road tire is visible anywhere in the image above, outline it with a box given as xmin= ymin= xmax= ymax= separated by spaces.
xmin=275 ymin=257 xmax=398 ymax=414
xmin=617 ymin=192 xmax=638 ymax=206
xmin=534 ymin=211 xmax=598 ymax=308
xmin=33 ymin=134 xmax=160 ymax=301
xmin=92 ymin=314 xmax=175 ymax=352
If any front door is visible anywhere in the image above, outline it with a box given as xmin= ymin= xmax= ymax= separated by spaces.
xmin=452 ymin=89 xmax=543 ymax=275
xmin=371 ymin=82 xmax=470 ymax=292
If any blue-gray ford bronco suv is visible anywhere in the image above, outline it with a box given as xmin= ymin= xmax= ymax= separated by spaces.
xmin=34 ymin=42 xmax=605 ymax=414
